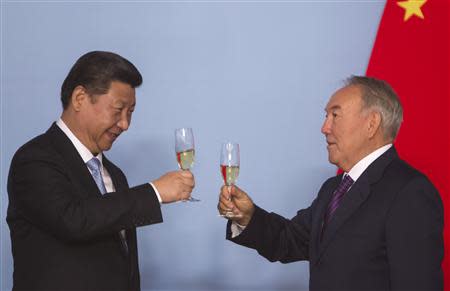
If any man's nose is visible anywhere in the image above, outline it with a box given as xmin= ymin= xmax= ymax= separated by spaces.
xmin=321 ymin=118 xmax=331 ymax=135
xmin=117 ymin=115 xmax=130 ymax=131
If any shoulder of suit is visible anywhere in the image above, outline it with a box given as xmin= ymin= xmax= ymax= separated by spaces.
xmin=376 ymin=156 xmax=438 ymax=196
xmin=385 ymin=157 xmax=426 ymax=182
xmin=12 ymin=131 xmax=58 ymax=162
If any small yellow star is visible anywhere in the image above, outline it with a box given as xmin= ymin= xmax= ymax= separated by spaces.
xmin=397 ymin=0 xmax=427 ymax=21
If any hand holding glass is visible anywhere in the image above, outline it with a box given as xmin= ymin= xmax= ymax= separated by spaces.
xmin=220 ymin=142 xmax=241 ymax=217
xmin=175 ymin=128 xmax=200 ymax=202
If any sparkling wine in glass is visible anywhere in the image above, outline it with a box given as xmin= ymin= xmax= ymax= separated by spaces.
xmin=220 ymin=142 xmax=241 ymax=217
xmin=175 ymin=128 xmax=200 ymax=202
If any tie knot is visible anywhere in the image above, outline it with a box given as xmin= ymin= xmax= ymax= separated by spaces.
xmin=86 ymin=157 xmax=102 ymax=173
xmin=321 ymin=174 xmax=355 ymax=233
xmin=338 ymin=174 xmax=354 ymax=193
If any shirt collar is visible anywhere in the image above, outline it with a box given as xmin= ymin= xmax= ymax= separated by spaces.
xmin=56 ymin=118 xmax=103 ymax=164
xmin=345 ymin=144 xmax=392 ymax=182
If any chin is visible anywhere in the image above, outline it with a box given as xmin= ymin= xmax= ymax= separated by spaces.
xmin=100 ymin=143 xmax=113 ymax=152
xmin=328 ymin=156 xmax=339 ymax=167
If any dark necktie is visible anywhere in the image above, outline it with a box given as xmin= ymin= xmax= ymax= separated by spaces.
xmin=322 ymin=174 xmax=354 ymax=231
xmin=86 ymin=157 xmax=129 ymax=254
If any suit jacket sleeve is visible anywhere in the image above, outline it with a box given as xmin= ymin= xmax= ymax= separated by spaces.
xmin=8 ymin=147 xmax=163 ymax=243
xmin=226 ymin=204 xmax=312 ymax=263
xmin=385 ymin=175 xmax=444 ymax=290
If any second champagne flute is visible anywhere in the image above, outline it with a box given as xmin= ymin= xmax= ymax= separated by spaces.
xmin=220 ymin=142 xmax=241 ymax=217
xmin=175 ymin=127 xmax=200 ymax=202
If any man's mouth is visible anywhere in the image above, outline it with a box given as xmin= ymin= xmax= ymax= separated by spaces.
xmin=326 ymin=141 xmax=336 ymax=149
xmin=108 ymin=131 xmax=120 ymax=140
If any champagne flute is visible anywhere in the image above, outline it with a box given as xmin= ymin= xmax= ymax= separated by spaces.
xmin=175 ymin=127 xmax=200 ymax=202
xmin=220 ymin=142 xmax=241 ymax=217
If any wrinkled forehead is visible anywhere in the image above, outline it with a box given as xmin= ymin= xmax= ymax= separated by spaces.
xmin=325 ymin=85 xmax=363 ymax=112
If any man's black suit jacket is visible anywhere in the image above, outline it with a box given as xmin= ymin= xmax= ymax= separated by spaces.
xmin=7 ymin=123 xmax=163 ymax=290
xmin=228 ymin=147 xmax=444 ymax=290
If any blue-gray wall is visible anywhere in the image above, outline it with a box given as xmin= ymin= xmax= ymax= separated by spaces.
xmin=1 ymin=2 xmax=384 ymax=290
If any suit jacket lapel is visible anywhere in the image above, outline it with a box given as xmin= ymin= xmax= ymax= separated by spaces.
xmin=102 ymin=156 xmax=133 ymax=257
xmin=102 ymin=157 xmax=125 ymax=191
xmin=316 ymin=146 xmax=399 ymax=259
xmin=318 ymin=174 xmax=371 ymax=257
xmin=309 ymin=176 xmax=341 ymax=264
xmin=46 ymin=123 xmax=102 ymax=198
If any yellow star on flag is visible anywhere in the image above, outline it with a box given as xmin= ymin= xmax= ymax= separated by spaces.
xmin=397 ymin=0 xmax=427 ymax=21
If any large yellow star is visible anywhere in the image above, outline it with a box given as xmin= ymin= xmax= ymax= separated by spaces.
xmin=397 ymin=0 xmax=427 ymax=21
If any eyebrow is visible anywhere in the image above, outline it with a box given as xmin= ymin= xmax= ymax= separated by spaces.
xmin=113 ymin=100 xmax=136 ymax=108
xmin=325 ymin=105 xmax=342 ymax=112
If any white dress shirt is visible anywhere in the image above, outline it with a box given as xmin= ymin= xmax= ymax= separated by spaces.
xmin=230 ymin=144 xmax=393 ymax=237
xmin=346 ymin=144 xmax=392 ymax=183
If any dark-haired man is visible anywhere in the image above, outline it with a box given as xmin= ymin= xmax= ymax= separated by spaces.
xmin=218 ymin=76 xmax=443 ymax=290
xmin=7 ymin=51 xmax=194 ymax=290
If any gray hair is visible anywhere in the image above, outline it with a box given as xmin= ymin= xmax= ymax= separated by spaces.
xmin=345 ymin=75 xmax=403 ymax=141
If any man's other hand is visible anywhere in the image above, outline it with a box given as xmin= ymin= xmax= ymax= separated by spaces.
xmin=218 ymin=185 xmax=255 ymax=226
xmin=152 ymin=170 xmax=195 ymax=203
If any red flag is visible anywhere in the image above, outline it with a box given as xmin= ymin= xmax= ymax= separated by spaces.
xmin=366 ymin=0 xmax=450 ymax=287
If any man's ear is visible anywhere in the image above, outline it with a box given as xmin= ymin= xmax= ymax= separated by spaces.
xmin=71 ymin=86 xmax=88 ymax=112
xmin=367 ymin=110 xmax=382 ymax=139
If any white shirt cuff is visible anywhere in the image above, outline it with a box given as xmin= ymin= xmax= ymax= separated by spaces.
xmin=149 ymin=182 xmax=162 ymax=204
xmin=230 ymin=221 xmax=247 ymax=238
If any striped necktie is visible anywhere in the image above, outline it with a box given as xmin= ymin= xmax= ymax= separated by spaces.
xmin=322 ymin=174 xmax=354 ymax=233
xmin=86 ymin=158 xmax=107 ymax=195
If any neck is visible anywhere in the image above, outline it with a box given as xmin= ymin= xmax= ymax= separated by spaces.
xmin=60 ymin=111 xmax=99 ymax=155
xmin=342 ymin=139 xmax=390 ymax=172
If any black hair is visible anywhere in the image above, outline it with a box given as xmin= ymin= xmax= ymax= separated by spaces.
xmin=60 ymin=51 xmax=142 ymax=109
